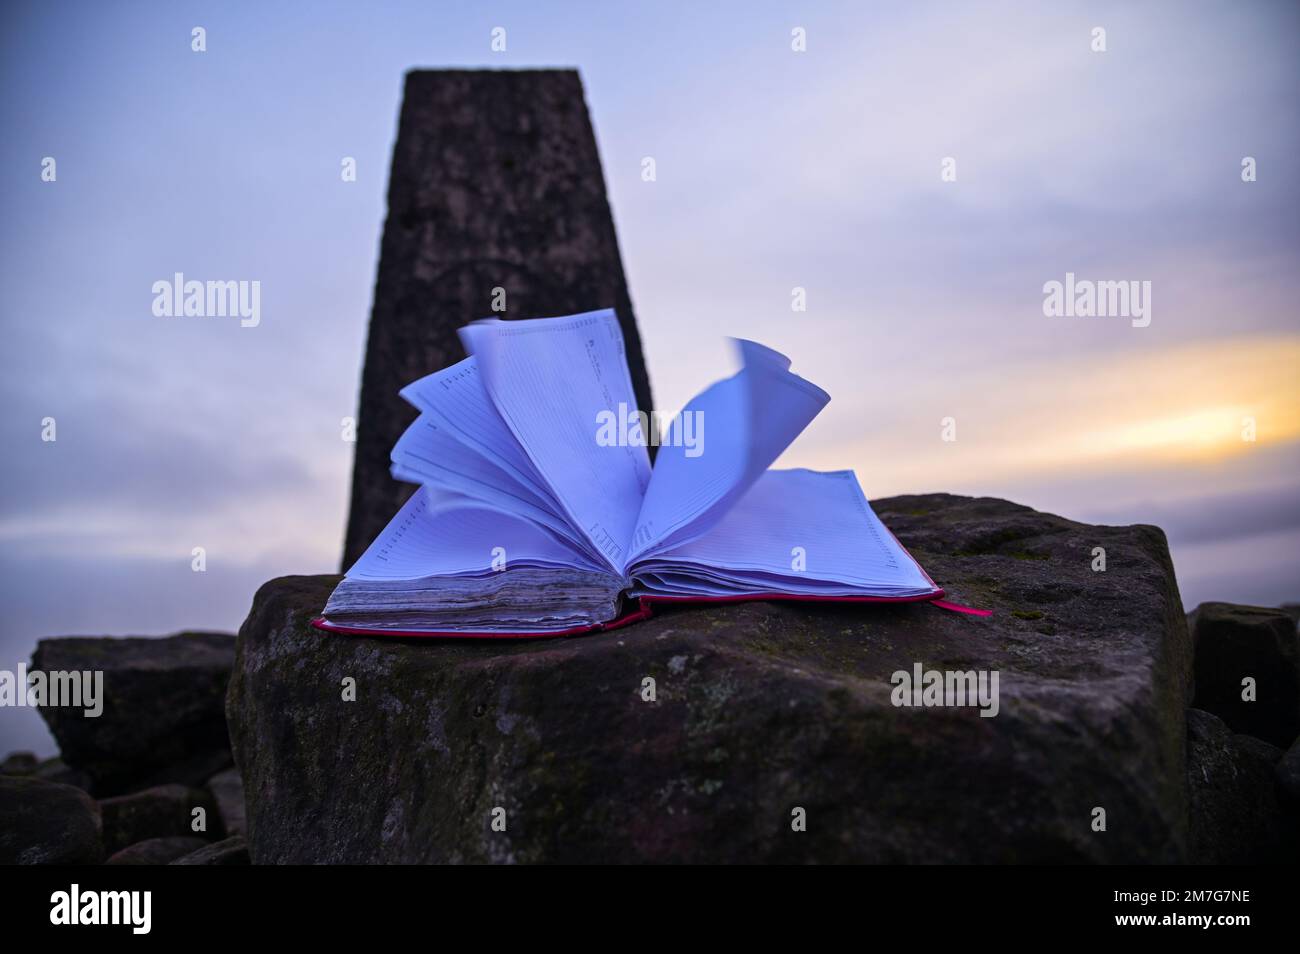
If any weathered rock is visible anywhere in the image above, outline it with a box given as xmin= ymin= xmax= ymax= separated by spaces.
xmin=1277 ymin=736 xmax=1300 ymax=806
xmin=342 ymin=69 xmax=654 ymax=567
xmin=32 ymin=756 xmax=92 ymax=791
xmin=1190 ymin=603 xmax=1300 ymax=747
xmin=99 ymin=783 xmax=219 ymax=854
xmin=170 ymin=835 xmax=249 ymax=866
xmin=32 ymin=631 xmax=236 ymax=795
xmin=0 ymin=775 xmax=103 ymax=864
xmin=106 ymin=836 xmax=208 ymax=865
xmin=0 ymin=751 xmax=38 ymax=775
xmin=205 ymin=767 xmax=246 ymax=837
xmin=1185 ymin=708 xmax=1292 ymax=863
xmin=230 ymin=494 xmax=1192 ymax=863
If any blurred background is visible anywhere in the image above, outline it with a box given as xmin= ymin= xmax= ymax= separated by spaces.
xmin=2 ymin=0 xmax=1297 ymax=754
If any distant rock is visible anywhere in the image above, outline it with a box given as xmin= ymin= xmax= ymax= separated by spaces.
xmin=1189 ymin=603 xmax=1300 ymax=747
xmin=31 ymin=756 xmax=92 ymax=792
xmin=99 ymin=783 xmax=219 ymax=854
xmin=32 ymin=631 xmax=236 ymax=795
xmin=170 ymin=835 xmax=249 ymax=865
xmin=0 ymin=775 xmax=103 ymax=864
xmin=229 ymin=494 xmax=1193 ymax=863
xmin=106 ymin=836 xmax=208 ymax=865
xmin=205 ymin=767 xmax=246 ymax=837
xmin=1185 ymin=708 xmax=1292 ymax=863
xmin=0 ymin=751 xmax=38 ymax=776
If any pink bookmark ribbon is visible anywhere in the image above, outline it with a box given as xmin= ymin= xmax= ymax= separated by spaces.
xmin=930 ymin=599 xmax=994 ymax=618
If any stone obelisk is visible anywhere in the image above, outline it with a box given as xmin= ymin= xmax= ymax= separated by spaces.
xmin=343 ymin=69 xmax=653 ymax=567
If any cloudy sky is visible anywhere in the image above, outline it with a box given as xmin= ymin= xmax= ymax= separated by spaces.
xmin=2 ymin=0 xmax=1297 ymax=754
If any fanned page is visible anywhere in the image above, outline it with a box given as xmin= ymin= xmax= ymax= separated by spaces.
xmin=629 ymin=339 xmax=829 ymax=565
xmin=342 ymin=487 xmax=603 ymax=579
xmin=389 ymin=408 xmax=593 ymax=557
xmin=396 ymin=357 xmax=606 ymax=567
xmin=323 ymin=487 xmax=622 ymax=633
xmin=459 ymin=310 xmax=651 ymax=572
xmin=398 ymin=358 xmax=560 ymax=512
xmin=630 ymin=469 xmax=937 ymax=599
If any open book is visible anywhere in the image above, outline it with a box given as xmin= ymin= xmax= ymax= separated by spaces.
xmin=317 ymin=309 xmax=945 ymax=637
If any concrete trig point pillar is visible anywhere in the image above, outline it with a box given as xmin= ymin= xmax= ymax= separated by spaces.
xmin=343 ymin=69 xmax=654 ymax=568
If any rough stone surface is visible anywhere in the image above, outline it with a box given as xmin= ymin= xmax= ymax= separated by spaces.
xmin=0 ymin=775 xmax=103 ymax=864
xmin=170 ymin=835 xmax=249 ymax=866
xmin=99 ymin=783 xmax=219 ymax=854
xmin=106 ymin=836 xmax=208 ymax=866
xmin=1277 ymin=736 xmax=1300 ymax=806
xmin=230 ymin=494 xmax=1192 ymax=863
xmin=342 ymin=69 xmax=654 ymax=568
xmin=1190 ymin=603 xmax=1300 ymax=747
xmin=205 ymin=767 xmax=246 ymax=837
xmin=32 ymin=631 xmax=236 ymax=795
xmin=1185 ymin=708 xmax=1292 ymax=864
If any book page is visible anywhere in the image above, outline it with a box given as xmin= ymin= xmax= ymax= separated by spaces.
xmin=630 ymin=469 xmax=936 ymax=597
xmin=628 ymin=340 xmax=829 ymax=564
xmin=399 ymin=356 xmax=562 ymax=513
xmin=459 ymin=310 xmax=651 ymax=571
xmin=345 ymin=487 xmax=606 ymax=581
xmin=392 ymin=413 xmax=552 ymax=513
xmin=390 ymin=412 xmax=596 ymax=557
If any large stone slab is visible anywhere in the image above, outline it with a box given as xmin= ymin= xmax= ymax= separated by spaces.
xmin=1189 ymin=602 xmax=1300 ymax=747
xmin=343 ymin=69 xmax=653 ymax=567
xmin=33 ymin=632 xmax=236 ymax=796
xmin=105 ymin=836 xmax=208 ymax=866
xmin=1184 ymin=708 xmax=1292 ymax=864
xmin=229 ymin=494 xmax=1192 ymax=863
xmin=0 ymin=776 xmax=103 ymax=865
xmin=170 ymin=835 xmax=249 ymax=866
xmin=99 ymin=783 xmax=219 ymax=854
